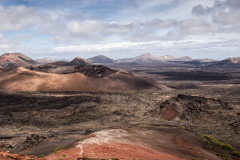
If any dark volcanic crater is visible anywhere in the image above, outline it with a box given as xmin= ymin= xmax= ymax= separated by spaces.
xmin=74 ymin=65 xmax=118 ymax=78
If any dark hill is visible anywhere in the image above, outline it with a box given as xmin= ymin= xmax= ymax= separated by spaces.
xmin=209 ymin=57 xmax=240 ymax=67
xmin=69 ymin=57 xmax=93 ymax=65
xmin=87 ymin=55 xmax=114 ymax=63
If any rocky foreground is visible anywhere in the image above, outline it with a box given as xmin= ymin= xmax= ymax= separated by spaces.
xmin=0 ymin=90 xmax=240 ymax=159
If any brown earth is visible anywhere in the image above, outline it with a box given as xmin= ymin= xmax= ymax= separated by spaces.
xmin=0 ymin=67 xmax=171 ymax=92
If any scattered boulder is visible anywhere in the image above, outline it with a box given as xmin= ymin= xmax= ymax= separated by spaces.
xmin=0 ymin=143 xmax=13 ymax=149
xmin=23 ymin=134 xmax=56 ymax=148
xmin=151 ymin=94 xmax=233 ymax=120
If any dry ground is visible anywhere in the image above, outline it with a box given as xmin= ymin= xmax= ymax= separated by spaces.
xmin=0 ymin=63 xmax=240 ymax=159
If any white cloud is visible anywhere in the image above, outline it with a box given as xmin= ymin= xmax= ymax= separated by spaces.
xmin=0 ymin=33 xmax=3 ymax=39
xmin=192 ymin=0 xmax=240 ymax=25
xmin=0 ymin=5 xmax=48 ymax=32
xmin=212 ymin=7 xmax=240 ymax=25
xmin=50 ymin=20 xmax=139 ymax=42
xmin=53 ymin=39 xmax=240 ymax=54
xmin=145 ymin=19 xmax=177 ymax=28
xmin=0 ymin=33 xmax=34 ymax=53
xmin=0 ymin=1 xmax=239 ymax=59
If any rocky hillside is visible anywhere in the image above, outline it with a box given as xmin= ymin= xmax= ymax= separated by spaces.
xmin=0 ymin=53 xmax=39 ymax=68
xmin=69 ymin=57 xmax=93 ymax=65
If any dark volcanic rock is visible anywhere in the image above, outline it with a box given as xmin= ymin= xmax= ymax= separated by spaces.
xmin=183 ymin=61 xmax=202 ymax=66
xmin=74 ymin=65 xmax=118 ymax=78
xmin=23 ymin=134 xmax=56 ymax=148
xmin=228 ymin=121 xmax=240 ymax=135
xmin=47 ymin=61 xmax=69 ymax=66
xmin=0 ymin=143 xmax=13 ymax=149
xmin=151 ymin=94 xmax=233 ymax=120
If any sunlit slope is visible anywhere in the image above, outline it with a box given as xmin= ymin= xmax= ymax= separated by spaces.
xmin=0 ymin=67 xmax=171 ymax=92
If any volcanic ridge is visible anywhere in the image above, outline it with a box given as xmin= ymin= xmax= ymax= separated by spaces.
xmin=0 ymin=52 xmax=39 ymax=68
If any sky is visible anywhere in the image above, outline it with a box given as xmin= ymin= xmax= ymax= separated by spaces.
xmin=0 ymin=0 xmax=239 ymax=60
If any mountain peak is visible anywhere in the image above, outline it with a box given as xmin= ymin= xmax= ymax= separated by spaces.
xmin=159 ymin=54 xmax=176 ymax=60
xmin=178 ymin=56 xmax=192 ymax=61
xmin=0 ymin=52 xmax=38 ymax=68
xmin=87 ymin=55 xmax=114 ymax=63
xmin=70 ymin=57 xmax=93 ymax=65
xmin=73 ymin=57 xmax=84 ymax=60
xmin=137 ymin=53 xmax=157 ymax=59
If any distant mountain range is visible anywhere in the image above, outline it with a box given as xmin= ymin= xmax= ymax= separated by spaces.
xmin=35 ymin=58 xmax=69 ymax=64
xmin=35 ymin=53 xmax=216 ymax=65
xmin=0 ymin=52 xmax=239 ymax=69
xmin=116 ymin=53 xmax=216 ymax=63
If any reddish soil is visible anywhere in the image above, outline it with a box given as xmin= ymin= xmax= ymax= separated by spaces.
xmin=0 ymin=150 xmax=40 ymax=160
xmin=45 ymin=128 xmax=221 ymax=160
xmin=0 ymin=53 xmax=38 ymax=67
xmin=1 ymin=128 xmax=224 ymax=160
xmin=160 ymin=103 xmax=179 ymax=120
xmin=46 ymin=142 xmax=184 ymax=160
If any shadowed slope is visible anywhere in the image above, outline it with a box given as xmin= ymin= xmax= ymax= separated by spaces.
xmin=87 ymin=55 xmax=114 ymax=63
xmin=0 ymin=67 xmax=171 ymax=92
xmin=210 ymin=57 xmax=240 ymax=66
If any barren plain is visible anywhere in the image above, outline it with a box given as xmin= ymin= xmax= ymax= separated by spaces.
xmin=0 ymin=63 xmax=240 ymax=160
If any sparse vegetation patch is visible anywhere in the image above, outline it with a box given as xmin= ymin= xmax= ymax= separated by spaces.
xmin=51 ymin=146 xmax=63 ymax=153
xmin=232 ymin=151 xmax=240 ymax=157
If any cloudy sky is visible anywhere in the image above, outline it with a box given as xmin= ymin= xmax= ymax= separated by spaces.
xmin=0 ymin=0 xmax=239 ymax=60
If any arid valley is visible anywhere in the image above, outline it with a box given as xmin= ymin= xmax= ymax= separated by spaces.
xmin=0 ymin=52 xmax=240 ymax=160
xmin=1 ymin=0 xmax=240 ymax=159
